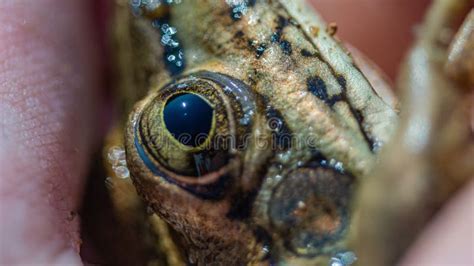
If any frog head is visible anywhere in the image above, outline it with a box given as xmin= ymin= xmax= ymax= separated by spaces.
xmin=119 ymin=0 xmax=397 ymax=264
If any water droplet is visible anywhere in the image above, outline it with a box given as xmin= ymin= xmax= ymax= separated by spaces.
xmin=161 ymin=23 xmax=170 ymax=31
xmin=297 ymin=201 xmax=306 ymax=208
xmin=334 ymin=161 xmax=344 ymax=173
xmin=274 ymin=174 xmax=283 ymax=181
xmin=372 ymin=139 xmax=383 ymax=152
xmin=161 ymin=34 xmax=172 ymax=45
xmin=165 ymin=26 xmax=177 ymax=35
xmin=329 ymin=259 xmax=344 ymax=266
xmin=330 ymin=251 xmax=357 ymax=266
xmin=261 ymin=244 xmax=270 ymax=258
xmin=239 ymin=116 xmax=251 ymax=126
xmin=113 ymin=165 xmax=130 ymax=179
xmin=170 ymin=40 xmax=179 ymax=47
xmin=276 ymin=150 xmax=292 ymax=163
xmin=327 ymin=159 xmax=345 ymax=173
xmin=130 ymin=0 xmax=142 ymax=8
xmin=177 ymin=83 xmax=187 ymax=89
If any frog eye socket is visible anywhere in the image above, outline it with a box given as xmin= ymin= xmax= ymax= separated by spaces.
xmin=134 ymin=71 xmax=256 ymax=198
xmin=269 ymin=167 xmax=353 ymax=257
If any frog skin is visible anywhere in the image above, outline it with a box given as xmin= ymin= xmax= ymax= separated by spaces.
xmin=105 ymin=0 xmax=472 ymax=265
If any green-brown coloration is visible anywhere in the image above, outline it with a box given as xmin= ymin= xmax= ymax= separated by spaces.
xmin=107 ymin=0 xmax=403 ymax=265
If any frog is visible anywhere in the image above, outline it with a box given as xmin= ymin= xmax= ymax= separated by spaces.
xmin=103 ymin=0 xmax=473 ymax=265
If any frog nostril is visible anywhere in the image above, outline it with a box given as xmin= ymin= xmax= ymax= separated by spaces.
xmin=269 ymin=167 xmax=353 ymax=257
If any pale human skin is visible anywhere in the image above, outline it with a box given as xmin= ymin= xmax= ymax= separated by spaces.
xmin=0 ymin=0 xmax=471 ymax=265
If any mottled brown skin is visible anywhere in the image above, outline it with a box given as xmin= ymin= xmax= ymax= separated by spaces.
xmin=109 ymin=0 xmax=399 ymax=265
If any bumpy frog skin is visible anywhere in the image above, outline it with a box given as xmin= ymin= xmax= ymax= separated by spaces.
xmin=105 ymin=0 xmax=473 ymax=265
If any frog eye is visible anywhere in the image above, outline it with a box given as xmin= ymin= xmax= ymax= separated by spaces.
xmin=133 ymin=71 xmax=256 ymax=198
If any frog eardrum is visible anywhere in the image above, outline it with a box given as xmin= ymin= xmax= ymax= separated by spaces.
xmin=269 ymin=167 xmax=353 ymax=257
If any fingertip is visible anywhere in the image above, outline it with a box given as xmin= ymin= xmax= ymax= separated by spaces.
xmin=0 ymin=0 xmax=104 ymax=264
xmin=400 ymin=180 xmax=474 ymax=266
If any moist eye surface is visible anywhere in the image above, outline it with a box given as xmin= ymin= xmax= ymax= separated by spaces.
xmin=163 ymin=93 xmax=214 ymax=147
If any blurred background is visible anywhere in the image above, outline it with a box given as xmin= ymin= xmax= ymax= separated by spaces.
xmin=312 ymin=0 xmax=431 ymax=80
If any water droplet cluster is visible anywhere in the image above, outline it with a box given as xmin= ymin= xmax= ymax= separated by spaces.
xmin=317 ymin=158 xmax=345 ymax=174
xmin=130 ymin=0 xmax=185 ymax=75
xmin=107 ymin=146 xmax=130 ymax=179
xmin=152 ymin=21 xmax=185 ymax=74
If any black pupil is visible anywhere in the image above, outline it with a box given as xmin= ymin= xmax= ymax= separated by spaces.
xmin=163 ymin=93 xmax=214 ymax=147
